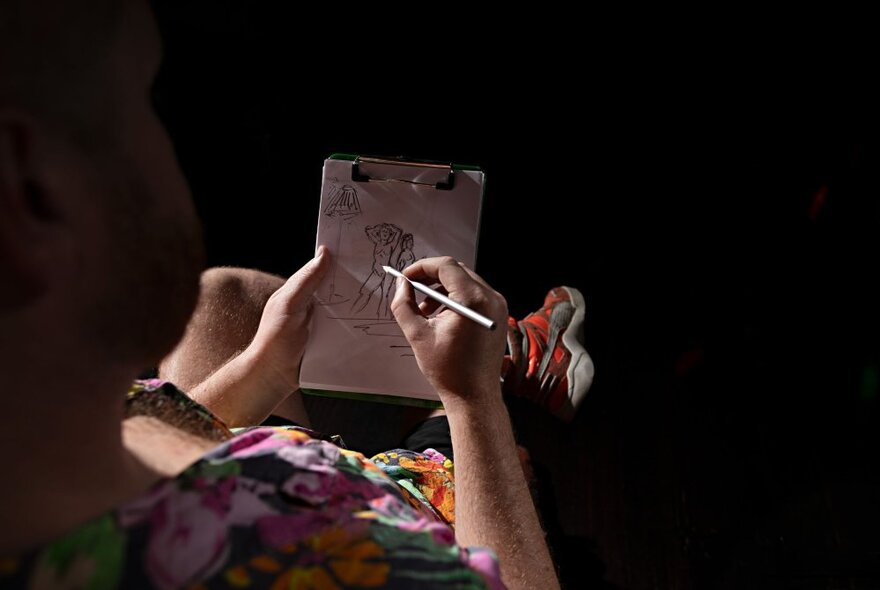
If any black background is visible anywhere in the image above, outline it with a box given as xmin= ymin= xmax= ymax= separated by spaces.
xmin=151 ymin=3 xmax=880 ymax=588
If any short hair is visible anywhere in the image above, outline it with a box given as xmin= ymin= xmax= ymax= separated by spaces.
xmin=0 ymin=0 xmax=123 ymax=138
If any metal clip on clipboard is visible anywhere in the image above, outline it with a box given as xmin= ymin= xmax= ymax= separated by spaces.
xmin=351 ymin=156 xmax=456 ymax=191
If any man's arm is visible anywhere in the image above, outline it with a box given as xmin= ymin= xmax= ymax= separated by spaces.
xmin=188 ymin=248 xmax=328 ymax=427
xmin=186 ymin=342 xmax=292 ymax=427
xmin=447 ymin=393 xmax=558 ymax=589
xmin=391 ymin=257 xmax=560 ymax=590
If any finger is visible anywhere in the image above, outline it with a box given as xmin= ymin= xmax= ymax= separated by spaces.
xmin=417 ymin=284 xmax=448 ymax=316
xmin=402 ymin=256 xmax=462 ymax=282
xmin=390 ymin=276 xmax=427 ymax=340
xmin=456 ymin=261 xmax=493 ymax=290
xmin=279 ymin=246 xmax=330 ymax=311
xmin=422 ymin=284 xmax=449 ymax=297
xmin=402 ymin=256 xmax=473 ymax=293
xmin=418 ymin=298 xmax=444 ymax=316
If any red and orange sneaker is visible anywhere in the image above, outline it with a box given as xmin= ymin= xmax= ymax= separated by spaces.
xmin=502 ymin=287 xmax=594 ymax=422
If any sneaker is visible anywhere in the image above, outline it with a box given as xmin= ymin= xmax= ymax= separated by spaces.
xmin=503 ymin=287 xmax=594 ymax=421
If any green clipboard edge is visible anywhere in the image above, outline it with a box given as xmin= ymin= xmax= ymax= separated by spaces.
xmin=303 ymin=153 xmax=483 ymax=409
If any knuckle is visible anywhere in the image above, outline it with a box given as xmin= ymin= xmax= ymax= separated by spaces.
xmin=466 ymin=288 xmax=489 ymax=307
xmin=438 ymin=256 xmax=457 ymax=266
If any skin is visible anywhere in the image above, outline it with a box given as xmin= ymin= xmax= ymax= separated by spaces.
xmin=392 ymin=257 xmax=560 ymax=590
xmin=0 ymin=1 xmax=560 ymax=587
xmin=181 ymin=251 xmax=329 ymax=427
xmin=158 ymin=265 xmax=315 ymax=428
xmin=0 ymin=0 xmax=208 ymax=554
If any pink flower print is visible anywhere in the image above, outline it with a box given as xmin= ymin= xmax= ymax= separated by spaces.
xmin=144 ymin=477 xmax=276 ymax=589
xmin=281 ymin=469 xmax=387 ymax=508
xmin=145 ymin=490 xmax=228 ymax=590
xmin=421 ymin=448 xmax=449 ymax=465
xmin=256 ymin=511 xmax=337 ymax=548
xmin=226 ymin=428 xmax=313 ymax=458
xmin=274 ymin=441 xmax=340 ymax=472
xmin=466 ymin=549 xmax=507 ymax=590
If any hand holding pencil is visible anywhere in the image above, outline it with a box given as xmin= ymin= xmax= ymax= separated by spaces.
xmin=390 ymin=256 xmax=508 ymax=405
xmin=382 ymin=265 xmax=496 ymax=330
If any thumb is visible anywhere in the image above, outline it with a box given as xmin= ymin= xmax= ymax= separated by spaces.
xmin=280 ymin=247 xmax=330 ymax=309
xmin=390 ymin=275 xmax=426 ymax=340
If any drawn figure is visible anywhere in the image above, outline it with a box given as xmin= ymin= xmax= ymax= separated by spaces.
xmin=380 ymin=233 xmax=416 ymax=310
xmin=395 ymin=233 xmax=416 ymax=271
xmin=351 ymin=223 xmax=402 ymax=317
xmin=323 ymin=184 xmax=361 ymax=303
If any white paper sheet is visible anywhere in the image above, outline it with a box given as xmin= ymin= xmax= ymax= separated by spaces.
xmin=299 ymin=158 xmax=484 ymax=401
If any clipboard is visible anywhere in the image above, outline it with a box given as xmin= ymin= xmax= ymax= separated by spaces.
xmin=299 ymin=154 xmax=486 ymax=406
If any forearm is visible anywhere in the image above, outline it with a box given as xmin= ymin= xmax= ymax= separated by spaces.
xmin=187 ymin=345 xmax=292 ymax=427
xmin=445 ymin=390 xmax=560 ymax=590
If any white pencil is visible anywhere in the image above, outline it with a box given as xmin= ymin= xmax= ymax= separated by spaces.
xmin=383 ymin=265 xmax=497 ymax=330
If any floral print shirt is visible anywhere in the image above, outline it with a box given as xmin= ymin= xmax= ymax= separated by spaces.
xmin=0 ymin=381 xmax=504 ymax=589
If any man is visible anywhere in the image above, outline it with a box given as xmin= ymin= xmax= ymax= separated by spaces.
xmin=0 ymin=0 xmax=591 ymax=587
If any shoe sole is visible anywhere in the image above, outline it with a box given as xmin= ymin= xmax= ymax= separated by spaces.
xmin=559 ymin=287 xmax=594 ymax=421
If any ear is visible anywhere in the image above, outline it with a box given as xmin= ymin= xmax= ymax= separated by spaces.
xmin=0 ymin=111 xmax=59 ymax=309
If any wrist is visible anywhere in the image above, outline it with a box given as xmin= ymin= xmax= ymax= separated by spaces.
xmin=440 ymin=383 xmax=506 ymax=419
xmin=236 ymin=343 xmax=296 ymax=401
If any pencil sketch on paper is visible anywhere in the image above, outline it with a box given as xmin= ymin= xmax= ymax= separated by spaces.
xmin=319 ymin=219 xmax=420 ymax=358
xmin=322 ymin=184 xmax=362 ymax=304
xmin=316 ymin=316 xmax=413 ymax=358
xmin=314 ymin=195 xmax=423 ymax=357
xmin=350 ymin=223 xmax=417 ymax=318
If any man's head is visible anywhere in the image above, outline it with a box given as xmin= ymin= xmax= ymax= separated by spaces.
xmin=0 ymin=0 xmax=204 ymax=370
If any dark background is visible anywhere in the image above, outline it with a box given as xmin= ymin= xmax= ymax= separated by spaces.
xmin=152 ymin=3 xmax=880 ymax=588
